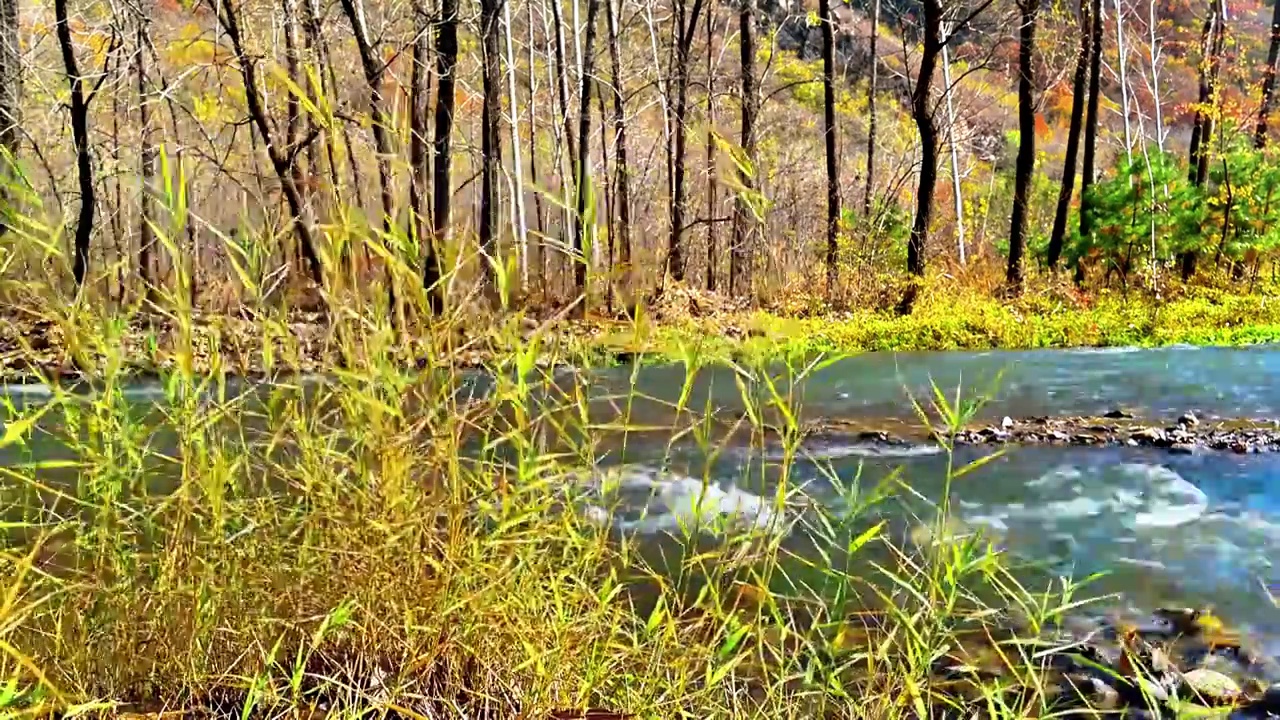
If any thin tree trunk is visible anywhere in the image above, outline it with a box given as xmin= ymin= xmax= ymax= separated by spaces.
xmin=730 ymin=0 xmax=756 ymax=297
xmin=1008 ymin=0 xmax=1038 ymax=289
xmin=429 ymin=0 xmax=459 ymax=309
xmin=504 ymin=0 xmax=530 ymax=287
xmin=667 ymin=0 xmax=706 ymax=282
xmin=481 ymin=0 xmax=504 ymax=295
xmin=941 ymin=26 xmax=964 ymax=265
xmin=1148 ymin=0 xmax=1165 ymax=151
xmin=605 ymin=0 xmax=632 ymax=284
xmin=1047 ymin=0 xmax=1090 ymax=270
xmin=409 ymin=0 xmax=433 ymax=308
xmin=1115 ymin=0 xmax=1132 ymax=165
xmin=1077 ymin=0 xmax=1103 ymax=283
xmin=213 ymin=0 xmax=324 ymax=287
xmin=908 ymin=0 xmax=942 ymax=277
xmin=863 ymin=0 xmax=879 ymax=217
xmin=1256 ymin=0 xmax=1280 ymax=147
xmin=573 ymin=0 xmax=601 ymax=296
xmin=1183 ymin=4 xmax=1221 ymax=279
xmin=704 ymin=5 xmax=718 ymax=292
xmin=137 ymin=18 xmax=157 ymax=306
xmin=55 ymin=0 xmax=94 ymax=289
xmin=819 ymin=0 xmax=839 ymax=293
xmin=527 ymin=0 xmax=547 ymax=287
xmin=551 ymin=0 xmax=578 ymax=199
xmin=0 ymin=0 xmax=20 ymax=237
xmin=338 ymin=0 xmax=399 ymax=312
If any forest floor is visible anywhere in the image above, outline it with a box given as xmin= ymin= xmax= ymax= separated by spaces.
xmin=3 ymin=279 xmax=1280 ymax=382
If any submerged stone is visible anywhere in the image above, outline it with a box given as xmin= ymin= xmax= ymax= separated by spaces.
xmin=1181 ymin=668 xmax=1243 ymax=705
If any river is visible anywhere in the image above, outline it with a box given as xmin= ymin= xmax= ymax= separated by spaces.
xmin=4 ymin=345 xmax=1280 ymax=648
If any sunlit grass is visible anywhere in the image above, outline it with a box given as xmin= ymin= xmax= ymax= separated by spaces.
xmin=0 ymin=163 xmax=1111 ymax=720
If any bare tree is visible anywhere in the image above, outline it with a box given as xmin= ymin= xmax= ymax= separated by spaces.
xmin=1008 ymin=0 xmax=1038 ymax=288
xmin=338 ymin=0 xmax=397 ymax=301
xmin=907 ymin=0 xmax=943 ymax=277
xmin=480 ymin=0 xmax=504 ymax=295
xmin=429 ymin=0 xmax=460 ymax=308
xmin=666 ymin=0 xmax=707 ymax=282
xmin=137 ymin=16 xmax=156 ymax=304
xmin=0 ymin=0 xmax=19 ymax=236
xmin=55 ymin=0 xmax=102 ymax=289
xmin=504 ymin=0 xmax=530 ymax=286
xmin=605 ymin=0 xmax=632 ymax=287
xmin=1114 ymin=0 xmax=1132 ymax=165
xmin=704 ymin=5 xmax=718 ymax=291
xmin=730 ymin=0 xmax=756 ymax=297
xmin=1182 ymin=0 xmax=1224 ymax=279
xmin=818 ymin=0 xmax=840 ymax=294
xmin=1256 ymin=0 xmax=1280 ymax=147
xmin=1047 ymin=0 xmax=1091 ymax=270
xmin=573 ymin=0 xmax=601 ymax=296
xmin=941 ymin=22 xmax=964 ymax=265
xmin=211 ymin=0 xmax=324 ymax=287
xmin=409 ymin=0 xmax=434 ymax=308
xmin=863 ymin=0 xmax=879 ymax=217
xmin=1077 ymin=0 xmax=1103 ymax=283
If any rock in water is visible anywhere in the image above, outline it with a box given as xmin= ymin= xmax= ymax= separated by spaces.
xmin=1256 ymin=683 xmax=1280 ymax=713
xmin=1181 ymin=668 xmax=1242 ymax=705
xmin=1105 ymin=408 xmax=1136 ymax=419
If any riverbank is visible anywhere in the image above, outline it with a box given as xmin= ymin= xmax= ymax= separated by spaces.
xmin=5 ymin=284 xmax=1280 ymax=383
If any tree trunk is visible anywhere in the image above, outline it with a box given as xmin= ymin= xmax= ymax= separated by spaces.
xmin=1047 ymin=0 xmax=1090 ymax=270
xmin=819 ymin=0 xmax=840 ymax=294
xmin=1183 ymin=4 xmax=1222 ymax=279
xmin=480 ymin=0 xmax=504 ymax=295
xmin=941 ymin=27 xmax=965 ymax=265
xmin=1008 ymin=0 xmax=1038 ymax=289
xmin=730 ymin=0 xmax=756 ymax=297
xmin=1077 ymin=0 xmax=1103 ymax=283
xmin=137 ymin=18 xmax=157 ymax=305
xmin=410 ymin=0 xmax=435 ymax=310
xmin=667 ymin=0 xmax=707 ymax=282
xmin=605 ymin=0 xmax=632 ymax=284
xmin=573 ymin=0 xmax=601 ymax=296
xmin=213 ymin=0 xmax=324 ymax=288
xmin=908 ymin=0 xmax=942 ymax=277
xmin=55 ymin=0 xmax=94 ymax=290
xmin=1256 ymin=0 xmax=1280 ymax=147
xmin=503 ymin=0 xmax=530 ymax=288
xmin=863 ymin=0 xmax=879 ymax=217
xmin=338 ymin=0 xmax=399 ymax=310
xmin=704 ymin=5 xmax=718 ymax=292
xmin=429 ymin=0 xmax=459 ymax=308
xmin=1115 ymin=0 xmax=1133 ymax=165
xmin=0 ymin=0 xmax=19 ymax=237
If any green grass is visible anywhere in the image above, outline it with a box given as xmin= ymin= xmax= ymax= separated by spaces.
xmin=581 ymin=285 xmax=1280 ymax=366
xmin=0 ymin=280 xmax=1110 ymax=720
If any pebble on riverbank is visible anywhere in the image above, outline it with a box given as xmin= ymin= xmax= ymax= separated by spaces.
xmin=808 ymin=413 xmax=1280 ymax=455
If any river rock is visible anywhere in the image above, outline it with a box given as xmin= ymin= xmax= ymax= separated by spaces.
xmin=1105 ymin=408 xmax=1136 ymax=419
xmin=1257 ymin=683 xmax=1280 ymax=712
xmin=1181 ymin=668 xmax=1243 ymax=705
xmin=1170 ymin=443 xmax=1199 ymax=455
xmin=1132 ymin=427 xmax=1166 ymax=443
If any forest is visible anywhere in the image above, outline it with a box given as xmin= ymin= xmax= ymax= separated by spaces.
xmin=0 ymin=0 xmax=1279 ymax=342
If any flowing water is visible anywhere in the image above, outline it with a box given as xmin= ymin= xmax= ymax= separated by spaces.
xmin=4 ymin=345 xmax=1280 ymax=644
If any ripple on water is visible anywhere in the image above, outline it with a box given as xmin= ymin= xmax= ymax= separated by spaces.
xmin=573 ymin=464 xmax=787 ymax=536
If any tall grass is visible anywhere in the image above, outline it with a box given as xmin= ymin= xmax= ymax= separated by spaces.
xmin=0 ymin=178 xmax=1102 ymax=719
